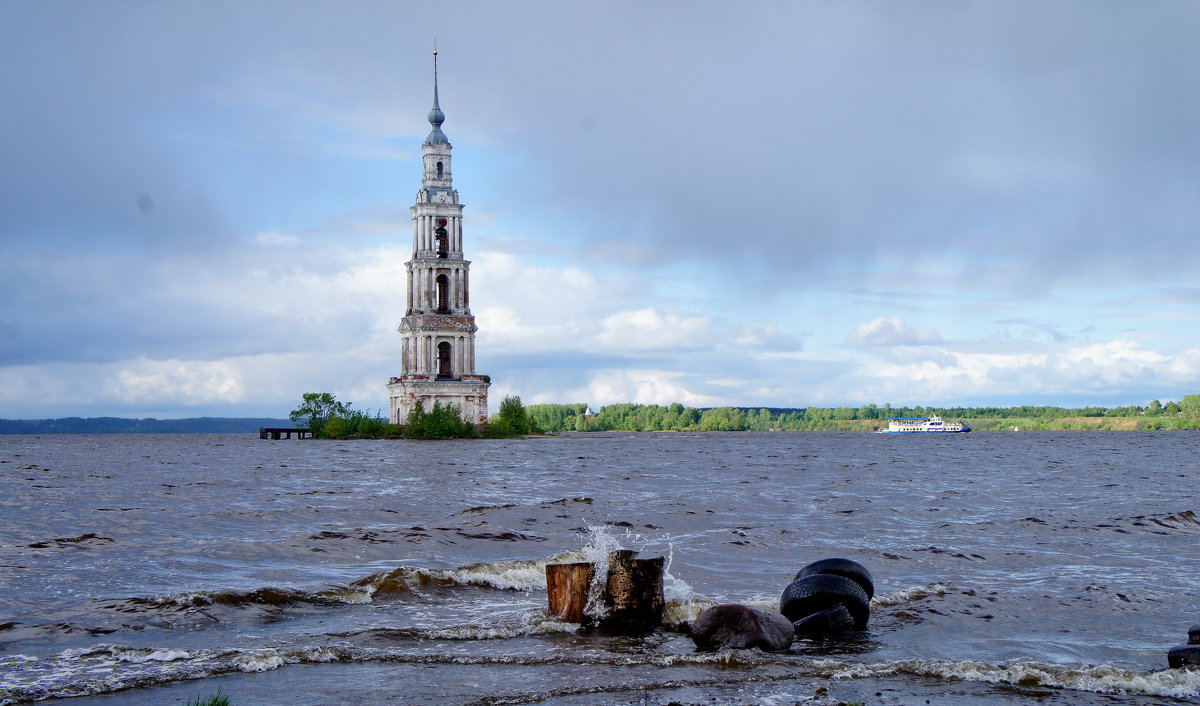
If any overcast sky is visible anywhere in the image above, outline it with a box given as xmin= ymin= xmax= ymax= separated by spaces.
xmin=2 ymin=1 xmax=1198 ymax=419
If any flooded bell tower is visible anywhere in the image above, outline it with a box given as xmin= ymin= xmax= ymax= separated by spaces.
xmin=387 ymin=49 xmax=490 ymax=425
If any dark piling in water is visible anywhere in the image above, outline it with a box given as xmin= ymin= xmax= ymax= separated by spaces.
xmin=545 ymin=549 xmax=664 ymax=633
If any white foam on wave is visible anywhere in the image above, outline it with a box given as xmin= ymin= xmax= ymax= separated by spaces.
xmin=449 ymin=555 xmax=567 ymax=592
xmin=322 ymin=586 xmax=376 ymax=604
xmin=426 ymin=614 xmax=579 ymax=641
xmin=112 ymin=647 xmax=193 ymax=663
xmin=812 ymin=657 xmax=1200 ymax=699
xmin=659 ymin=540 xmax=709 ymax=627
xmin=870 ymin=583 xmax=948 ymax=607
xmin=0 ymin=642 xmax=360 ymax=703
xmin=337 ymin=549 xmax=584 ymax=602
xmin=662 ymin=541 xmax=695 ymax=605
xmin=234 ymin=649 xmax=286 ymax=673
xmin=662 ymin=597 xmax=713 ymax=628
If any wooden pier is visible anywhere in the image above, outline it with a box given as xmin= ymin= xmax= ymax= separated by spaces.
xmin=259 ymin=427 xmax=311 ymax=440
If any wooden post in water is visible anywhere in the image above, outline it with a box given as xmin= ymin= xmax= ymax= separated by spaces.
xmin=545 ymin=561 xmax=593 ymax=623
xmin=602 ymin=549 xmax=664 ymax=632
xmin=545 ymin=550 xmax=664 ymax=633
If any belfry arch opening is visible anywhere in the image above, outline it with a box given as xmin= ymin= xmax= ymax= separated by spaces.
xmin=437 ymin=341 xmax=453 ymax=379
xmin=436 ymin=161 xmax=444 ymax=178
xmin=436 ymin=227 xmax=448 ymax=258
xmin=436 ymin=217 xmax=449 ymax=258
xmin=436 ymin=274 xmax=450 ymax=313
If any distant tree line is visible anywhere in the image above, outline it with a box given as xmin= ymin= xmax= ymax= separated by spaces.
xmin=8 ymin=395 xmax=1198 ymax=435
xmin=525 ymin=395 xmax=1200 ymax=432
xmin=0 ymin=417 xmax=292 ymax=434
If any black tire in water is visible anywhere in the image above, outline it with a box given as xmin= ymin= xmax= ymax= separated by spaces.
xmin=1169 ymin=644 xmax=1200 ymax=668
xmin=794 ymin=557 xmax=874 ymax=600
xmin=780 ymin=574 xmax=870 ymax=629
xmin=791 ymin=604 xmax=855 ymax=635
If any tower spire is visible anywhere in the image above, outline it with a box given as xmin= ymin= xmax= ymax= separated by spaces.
xmin=425 ymin=43 xmax=448 ymax=146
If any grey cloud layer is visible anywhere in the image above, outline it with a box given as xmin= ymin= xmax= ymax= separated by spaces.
xmin=2 ymin=1 xmax=1196 ymax=414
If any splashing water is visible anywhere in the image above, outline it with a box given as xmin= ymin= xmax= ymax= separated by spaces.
xmin=579 ymin=524 xmax=623 ymax=621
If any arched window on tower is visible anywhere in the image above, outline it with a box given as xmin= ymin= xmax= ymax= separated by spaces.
xmin=436 ymin=274 xmax=450 ymax=314
xmin=435 ymin=227 xmax=448 ymax=258
xmin=436 ymin=161 xmax=444 ymax=178
xmin=437 ymin=341 xmax=453 ymax=379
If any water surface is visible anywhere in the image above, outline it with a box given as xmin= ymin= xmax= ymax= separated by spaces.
xmin=1 ymin=431 xmax=1197 ymax=704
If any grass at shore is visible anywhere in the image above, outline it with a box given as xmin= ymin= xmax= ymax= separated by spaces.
xmin=186 ymin=691 xmax=230 ymax=706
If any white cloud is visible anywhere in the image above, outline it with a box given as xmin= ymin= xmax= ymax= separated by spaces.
xmin=728 ymin=323 xmax=803 ymax=352
xmin=841 ymin=339 xmax=1200 ymax=403
xmin=847 ymin=317 xmax=945 ymax=347
xmin=593 ymin=309 xmax=712 ymax=352
xmin=109 ymin=359 xmax=245 ymax=404
xmin=581 ymin=369 xmax=722 ymax=408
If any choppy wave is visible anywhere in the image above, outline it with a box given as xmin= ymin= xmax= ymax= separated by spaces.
xmin=346 ymin=550 xmax=582 ymax=600
xmin=92 ymin=550 xmax=586 ymax=626
xmin=454 ymin=496 xmax=595 ymax=517
xmin=0 ymin=639 xmax=774 ymax=704
xmin=1121 ymin=510 xmax=1200 ymax=533
xmin=6 ymin=639 xmax=1198 ymax=704
xmin=83 ymin=524 xmax=688 ymax=632
xmin=0 ymin=621 xmax=117 ymax=639
xmin=0 ymin=643 xmax=350 ymax=704
xmin=22 ymin=533 xmax=114 ymax=549
xmin=813 ymin=657 xmax=1200 ymax=699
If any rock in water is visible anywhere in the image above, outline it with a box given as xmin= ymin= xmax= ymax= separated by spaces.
xmin=690 ymin=604 xmax=794 ymax=651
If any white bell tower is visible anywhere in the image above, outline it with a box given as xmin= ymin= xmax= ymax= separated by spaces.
xmin=387 ymin=50 xmax=490 ymax=424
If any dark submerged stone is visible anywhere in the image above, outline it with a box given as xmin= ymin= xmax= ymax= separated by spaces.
xmin=690 ymin=603 xmax=794 ymax=652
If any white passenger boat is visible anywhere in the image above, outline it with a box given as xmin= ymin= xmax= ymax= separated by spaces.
xmin=877 ymin=416 xmax=970 ymax=433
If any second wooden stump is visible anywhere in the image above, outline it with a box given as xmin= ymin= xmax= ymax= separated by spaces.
xmin=546 ymin=549 xmax=664 ymax=633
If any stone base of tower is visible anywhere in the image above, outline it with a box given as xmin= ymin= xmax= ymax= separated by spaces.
xmin=387 ymin=375 xmax=490 ymax=425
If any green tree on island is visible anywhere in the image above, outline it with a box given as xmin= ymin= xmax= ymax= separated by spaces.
xmin=289 ymin=392 xmax=349 ymax=436
xmin=404 ymin=400 xmax=475 ymax=439
xmin=487 ymin=395 xmax=535 ymax=437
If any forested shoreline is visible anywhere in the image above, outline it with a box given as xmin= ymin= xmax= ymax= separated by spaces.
xmin=526 ymin=398 xmax=1200 ymax=432
xmin=5 ymin=395 xmax=1200 ymax=434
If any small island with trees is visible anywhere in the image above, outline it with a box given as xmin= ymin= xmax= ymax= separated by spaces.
xmin=287 ymin=392 xmax=533 ymax=439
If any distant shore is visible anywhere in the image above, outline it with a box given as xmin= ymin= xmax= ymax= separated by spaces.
xmin=525 ymin=402 xmax=1200 ymax=433
xmin=0 ymin=417 xmax=292 ymax=434
xmin=3 ymin=415 xmax=1198 ymax=434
